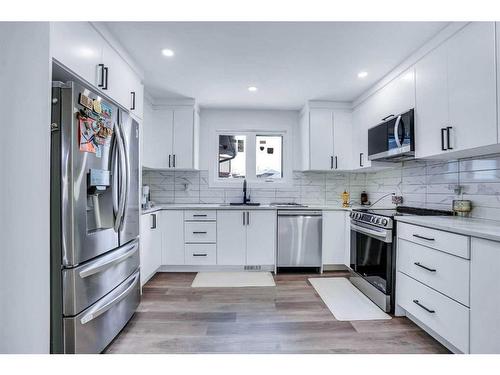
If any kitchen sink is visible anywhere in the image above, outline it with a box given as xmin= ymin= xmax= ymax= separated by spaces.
xmin=229 ymin=202 xmax=261 ymax=206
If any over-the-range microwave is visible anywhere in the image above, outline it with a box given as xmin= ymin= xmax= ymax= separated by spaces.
xmin=368 ymin=108 xmax=415 ymax=162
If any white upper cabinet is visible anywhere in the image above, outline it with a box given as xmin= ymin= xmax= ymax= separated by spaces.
xmin=142 ymin=107 xmax=199 ymax=170
xmin=415 ymin=22 xmax=497 ymax=158
xmin=301 ymin=105 xmax=352 ymax=171
xmin=351 ymin=101 xmax=371 ymax=170
xmin=142 ymin=109 xmax=173 ymax=169
xmin=332 ymin=110 xmax=353 ymax=170
xmin=51 ymin=22 xmax=144 ymax=118
xmin=172 ymin=108 xmax=196 ymax=169
xmin=51 ymin=22 xmax=103 ymax=87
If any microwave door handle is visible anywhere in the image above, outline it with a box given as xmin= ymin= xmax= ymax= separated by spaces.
xmin=394 ymin=115 xmax=402 ymax=148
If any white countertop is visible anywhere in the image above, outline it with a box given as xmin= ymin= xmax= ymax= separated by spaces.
xmin=141 ymin=203 xmax=378 ymax=215
xmin=395 ymin=215 xmax=500 ymax=242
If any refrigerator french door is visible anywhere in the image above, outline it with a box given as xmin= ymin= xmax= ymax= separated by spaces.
xmin=51 ymin=80 xmax=140 ymax=354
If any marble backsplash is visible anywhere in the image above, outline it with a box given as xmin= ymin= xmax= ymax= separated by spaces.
xmin=364 ymin=153 xmax=500 ymax=221
xmin=143 ymin=170 xmax=367 ymax=207
xmin=143 ymin=153 xmax=500 ymax=221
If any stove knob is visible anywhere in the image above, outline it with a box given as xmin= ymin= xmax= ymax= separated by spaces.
xmin=374 ymin=218 xmax=380 ymax=225
xmin=382 ymin=219 xmax=388 ymax=226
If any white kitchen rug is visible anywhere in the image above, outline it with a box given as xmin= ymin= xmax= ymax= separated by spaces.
xmin=191 ymin=272 xmax=276 ymax=288
xmin=309 ymin=277 xmax=391 ymax=321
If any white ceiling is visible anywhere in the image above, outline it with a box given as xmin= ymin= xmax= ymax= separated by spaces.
xmin=104 ymin=22 xmax=448 ymax=109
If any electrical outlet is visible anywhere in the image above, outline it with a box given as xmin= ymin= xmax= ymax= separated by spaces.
xmin=392 ymin=195 xmax=403 ymax=205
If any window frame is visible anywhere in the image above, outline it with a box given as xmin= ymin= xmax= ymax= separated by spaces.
xmin=209 ymin=128 xmax=292 ymax=188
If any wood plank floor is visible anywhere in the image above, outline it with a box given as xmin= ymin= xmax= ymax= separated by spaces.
xmin=105 ymin=271 xmax=449 ymax=354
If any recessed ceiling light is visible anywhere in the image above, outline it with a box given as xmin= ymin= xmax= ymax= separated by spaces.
xmin=248 ymin=86 xmax=258 ymax=92
xmin=357 ymin=71 xmax=368 ymax=78
xmin=161 ymin=49 xmax=175 ymax=57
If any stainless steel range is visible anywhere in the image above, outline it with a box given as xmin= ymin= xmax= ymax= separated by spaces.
xmin=349 ymin=206 xmax=452 ymax=313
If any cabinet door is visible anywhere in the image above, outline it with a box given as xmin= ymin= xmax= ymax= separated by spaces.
xmin=447 ymin=22 xmax=497 ymax=152
xmin=415 ymin=43 xmax=448 ymax=158
xmin=246 ymin=211 xmax=276 ymax=265
xmin=470 ymin=238 xmax=500 ymax=353
xmin=322 ymin=211 xmax=347 ymax=265
xmin=139 ymin=214 xmax=153 ymax=286
xmin=309 ymin=109 xmax=334 ymax=170
xmin=217 ymin=210 xmax=246 ymax=265
xmin=161 ymin=210 xmax=185 ymax=265
xmin=172 ymin=108 xmax=194 ymax=169
xmin=142 ymin=109 xmax=173 ymax=169
xmin=351 ymin=103 xmax=371 ymax=169
xmin=101 ymin=42 xmax=134 ymax=108
xmin=51 ymin=22 xmax=103 ymax=87
xmin=333 ymin=111 xmax=352 ymax=170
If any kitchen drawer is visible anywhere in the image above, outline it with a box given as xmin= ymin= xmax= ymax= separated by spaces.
xmin=184 ymin=210 xmax=216 ymax=221
xmin=184 ymin=222 xmax=217 ymax=243
xmin=397 ymin=271 xmax=469 ymax=353
xmin=185 ymin=244 xmax=216 ymax=265
xmin=398 ymin=239 xmax=470 ymax=306
xmin=62 ymin=239 xmax=139 ymax=316
xmin=63 ymin=270 xmax=140 ymax=353
xmin=397 ymin=222 xmax=470 ymax=259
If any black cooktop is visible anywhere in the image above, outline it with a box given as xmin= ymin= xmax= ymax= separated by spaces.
xmin=355 ymin=206 xmax=453 ymax=218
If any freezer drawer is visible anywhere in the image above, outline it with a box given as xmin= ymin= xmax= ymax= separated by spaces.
xmin=278 ymin=213 xmax=322 ymax=267
xmin=63 ymin=270 xmax=140 ymax=354
xmin=62 ymin=238 xmax=139 ymax=316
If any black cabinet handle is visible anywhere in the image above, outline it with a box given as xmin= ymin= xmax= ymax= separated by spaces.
xmin=98 ymin=64 xmax=105 ymax=88
xmin=193 ymin=231 xmax=207 ymax=234
xmin=130 ymin=91 xmax=136 ymax=110
xmin=413 ymin=234 xmax=435 ymax=241
xmin=330 ymin=156 xmax=334 ymax=169
xmin=173 ymin=154 xmax=176 ymax=168
xmin=193 ymin=214 xmax=207 ymax=217
xmin=382 ymin=114 xmax=395 ymax=121
xmin=193 ymin=253 xmax=207 ymax=257
xmin=168 ymin=154 xmax=171 ymax=168
xmin=413 ymin=299 xmax=435 ymax=313
xmin=414 ymin=262 xmax=437 ymax=272
xmin=446 ymin=126 xmax=453 ymax=150
xmin=151 ymin=213 xmax=157 ymax=229
xmin=335 ymin=156 xmax=338 ymax=169
xmin=441 ymin=128 xmax=446 ymax=151
xmin=359 ymin=153 xmax=363 ymax=167
xmin=103 ymin=66 xmax=108 ymax=90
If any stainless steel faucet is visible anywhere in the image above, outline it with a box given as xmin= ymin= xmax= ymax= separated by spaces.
xmin=243 ymin=179 xmax=250 ymax=204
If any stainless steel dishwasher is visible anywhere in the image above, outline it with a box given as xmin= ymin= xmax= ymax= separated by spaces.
xmin=277 ymin=210 xmax=322 ymax=270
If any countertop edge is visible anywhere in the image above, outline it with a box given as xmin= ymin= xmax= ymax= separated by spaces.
xmin=395 ymin=215 xmax=500 ymax=242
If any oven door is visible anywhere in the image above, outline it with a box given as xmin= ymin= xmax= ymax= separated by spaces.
xmin=350 ymin=221 xmax=393 ymax=296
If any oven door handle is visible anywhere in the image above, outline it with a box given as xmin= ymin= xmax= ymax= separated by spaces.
xmin=351 ymin=222 xmax=392 ymax=243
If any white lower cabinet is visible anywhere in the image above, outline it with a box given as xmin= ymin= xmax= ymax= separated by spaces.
xmin=161 ymin=210 xmax=185 ymax=265
xmin=217 ymin=210 xmax=276 ymax=266
xmin=322 ymin=211 xmax=348 ymax=266
xmin=397 ymin=271 xmax=469 ymax=353
xmin=396 ymin=221 xmax=500 ymax=353
xmin=139 ymin=212 xmax=162 ymax=286
xmin=185 ymin=244 xmax=217 ymax=265
xmin=470 ymin=238 xmax=500 ymax=353
xmin=246 ymin=211 xmax=276 ymax=265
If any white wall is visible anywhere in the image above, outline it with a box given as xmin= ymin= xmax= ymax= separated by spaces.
xmin=0 ymin=22 xmax=51 ymax=353
xmin=199 ymin=108 xmax=301 ymax=171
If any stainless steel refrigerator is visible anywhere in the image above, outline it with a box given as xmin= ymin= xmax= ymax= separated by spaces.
xmin=50 ymin=80 xmax=140 ymax=354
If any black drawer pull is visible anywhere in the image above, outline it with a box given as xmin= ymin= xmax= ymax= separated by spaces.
xmin=413 ymin=299 xmax=435 ymax=313
xmin=193 ymin=253 xmax=207 ymax=257
xmin=414 ymin=262 xmax=436 ymax=272
xmin=413 ymin=234 xmax=435 ymax=241
xmin=193 ymin=214 xmax=207 ymax=217
xmin=193 ymin=231 xmax=207 ymax=234
xmin=441 ymin=128 xmax=446 ymax=151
